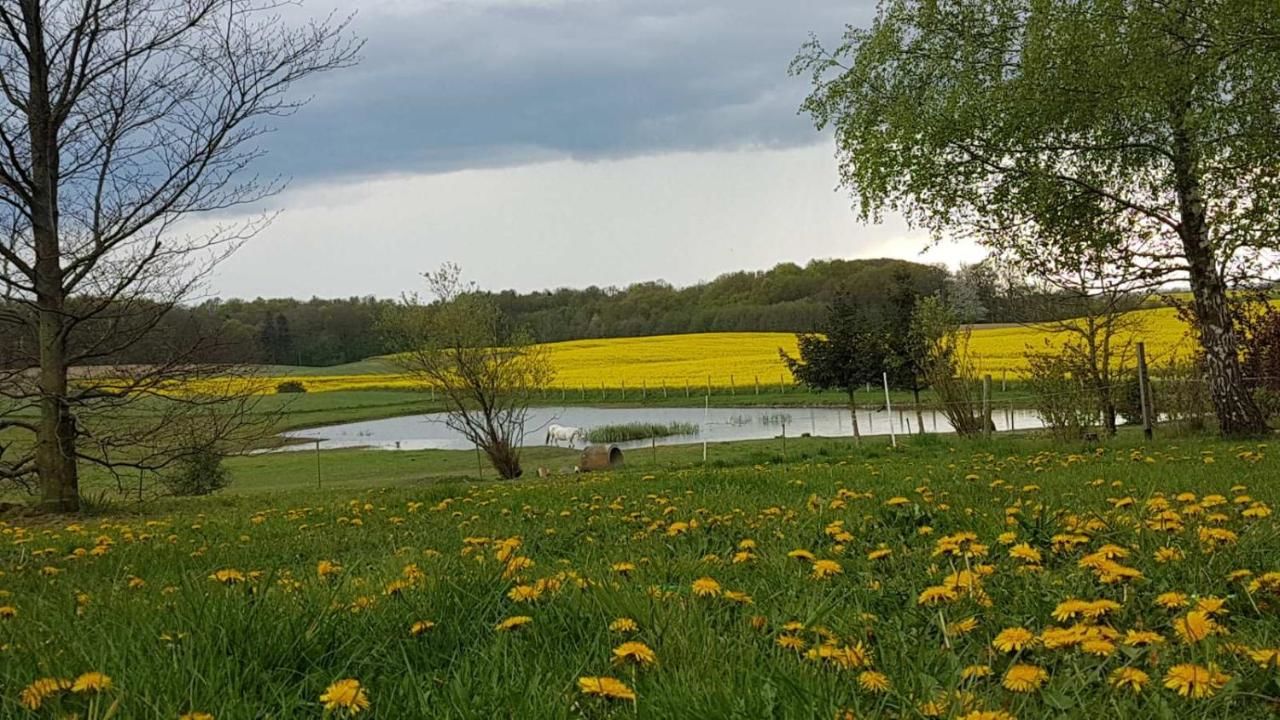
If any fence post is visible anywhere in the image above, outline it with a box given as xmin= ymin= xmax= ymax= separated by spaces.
xmin=1137 ymin=341 xmax=1153 ymax=440
xmin=642 ymin=380 xmax=647 ymax=400
xmin=982 ymin=374 xmax=993 ymax=439
xmin=685 ymin=378 xmax=690 ymax=398
xmin=662 ymin=379 xmax=668 ymax=399
xmin=755 ymin=375 xmax=760 ymax=395
xmin=706 ymin=375 xmax=711 ymax=397
xmin=581 ymin=382 xmax=586 ymax=400
xmin=883 ymin=372 xmax=896 ymax=448
xmin=780 ymin=373 xmax=785 ymax=394
xmin=621 ymin=379 xmax=626 ymax=401
xmin=730 ymin=374 xmax=736 ymax=396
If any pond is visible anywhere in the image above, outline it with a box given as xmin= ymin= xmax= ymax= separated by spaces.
xmin=280 ymin=405 xmax=1049 ymax=451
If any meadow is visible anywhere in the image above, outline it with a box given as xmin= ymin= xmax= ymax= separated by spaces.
xmin=3 ymin=434 xmax=1279 ymax=718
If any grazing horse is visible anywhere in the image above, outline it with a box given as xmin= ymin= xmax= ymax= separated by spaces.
xmin=545 ymin=424 xmax=584 ymax=448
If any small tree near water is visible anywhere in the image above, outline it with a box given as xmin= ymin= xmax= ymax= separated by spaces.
xmin=385 ymin=265 xmax=553 ymax=479
xmin=781 ymin=293 xmax=886 ymax=445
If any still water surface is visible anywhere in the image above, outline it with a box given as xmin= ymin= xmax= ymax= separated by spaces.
xmin=282 ymin=405 xmax=1048 ymax=452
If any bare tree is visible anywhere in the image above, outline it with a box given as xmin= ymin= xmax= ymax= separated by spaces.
xmin=1008 ymin=249 xmax=1154 ymax=435
xmin=385 ymin=264 xmax=554 ymax=480
xmin=0 ymin=1 xmax=360 ymax=510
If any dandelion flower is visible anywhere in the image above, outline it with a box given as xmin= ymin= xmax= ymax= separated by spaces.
xmin=320 ymin=678 xmax=370 ymax=714
xmin=610 ymin=617 xmax=639 ymax=633
xmin=691 ymin=577 xmax=721 ymax=597
xmin=992 ymin=627 xmax=1037 ymax=653
xmin=1163 ymin=664 xmax=1229 ymax=698
xmin=1122 ymin=630 xmax=1164 ymax=647
xmin=0 ymin=605 xmax=16 ymax=620
xmin=1002 ymin=664 xmax=1048 ymax=693
xmin=1173 ymin=611 xmax=1218 ymax=644
xmin=180 ymin=713 xmax=215 ymax=720
xmin=208 ymin=569 xmax=245 ymax=585
xmin=1109 ymin=667 xmax=1149 ymax=693
xmin=410 ymin=620 xmax=435 ymax=636
xmin=858 ymin=671 xmax=891 ymax=693
xmin=316 ymin=560 xmax=341 ymax=579
xmin=918 ymin=585 xmax=958 ymax=605
xmin=507 ymin=584 xmax=542 ymax=603
xmin=495 ymin=615 xmax=533 ymax=632
xmin=19 ymin=678 xmax=71 ymax=711
xmin=961 ymin=665 xmax=992 ymax=680
xmin=776 ymin=634 xmax=807 ymax=651
xmin=612 ymin=641 xmax=657 ymax=666
xmin=811 ymin=559 xmax=843 ymax=579
xmin=578 ymin=676 xmax=636 ymax=702
xmin=70 ymin=672 xmax=112 ymax=693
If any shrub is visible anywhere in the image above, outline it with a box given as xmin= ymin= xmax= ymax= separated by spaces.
xmin=1024 ymin=351 xmax=1097 ymax=440
xmin=162 ymin=448 xmax=231 ymax=496
xmin=276 ymin=380 xmax=307 ymax=394
xmin=1151 ymin=357 xmax=1214 ymax=433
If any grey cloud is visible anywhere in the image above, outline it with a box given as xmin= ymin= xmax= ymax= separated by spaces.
xmin=257 ymin=0 xmax=870 ymax=181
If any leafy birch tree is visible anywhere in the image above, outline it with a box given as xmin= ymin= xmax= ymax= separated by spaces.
xmin=795 ymin=0 xmax=1280 ymax=436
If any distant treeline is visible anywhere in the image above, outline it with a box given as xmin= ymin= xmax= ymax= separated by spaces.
xmin=0 ymin=258 xmax=1036 ymax=369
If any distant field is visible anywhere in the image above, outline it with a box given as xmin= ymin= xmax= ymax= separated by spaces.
xmin=245 ymin=306 xmax=1211 ymax=394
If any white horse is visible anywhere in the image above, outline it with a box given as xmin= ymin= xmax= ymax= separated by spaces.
xmin=545 ymin=424 xmax=585 ymax=448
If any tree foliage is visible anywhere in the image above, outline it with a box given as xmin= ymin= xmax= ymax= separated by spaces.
xmin=795 ymin=0 xmax=1280 ymax=436
xmin=780 ymin=292 xmax=888 ymax=443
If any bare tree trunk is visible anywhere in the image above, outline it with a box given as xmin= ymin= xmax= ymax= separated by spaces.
xmin=26 ymin=6 xmax=78 ymax=511
xmin=1173 ymin=131 xmax=1267 ymax=437
xmin=847 ymin=387 xmax=861 ymax=446
xmin=913 ymin=387 xmax=925 ymax=435
xmin=485 ymin=440 xmax=523 ymax=479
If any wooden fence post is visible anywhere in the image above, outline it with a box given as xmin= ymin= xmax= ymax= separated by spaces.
xmin=982 ymin=374 xmax=993 ymax=439
xmin=1137 ymin=341 xmax=1153 ymax=440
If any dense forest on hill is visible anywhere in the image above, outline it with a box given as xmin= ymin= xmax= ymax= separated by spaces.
xmin=0 ymin=258 xmax=1032 ymax=368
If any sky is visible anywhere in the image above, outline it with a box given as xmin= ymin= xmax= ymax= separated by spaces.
xmin=200 ymin=0 xmax=985 ymax=299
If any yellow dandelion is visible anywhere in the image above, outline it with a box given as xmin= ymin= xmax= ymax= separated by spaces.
xmin=691 ymin=577 xmax=721 ymax=597
xmin=19 ymin=677 xmax=71 ymax=711
xmin=320 ymin=678 xmax=370 ymax=714
xmin=1002 ymin=664 xmax=1048 ymax=693
xmin=70 ymin=672 xmax=112 ymax=693
xmin=578 ymin=676 xmax=636 ymax=702
xmin=811 ymin=559 xmax=843 ymax=579
xmin=776 ymin=634 xmax=807 ymax=651
xmin=612 ymin=641 xmax=657 ymax=666
xmin=1163 ymin=663 xmax=1229 ymax=698
xmin=410 ymin=620 xmax=435 ymax=636
xmin=495 ymin=615 xmax=533 ymax=632
xmin=507 ymin=584 xmax=543 ymax=603
xmin=858 ymin=671 xmax=891 ymax=693
xmin=610 ymin=617 xmax=639 ymax=633
xmin=992 ymin=627 xmax=1037 ymax=653
xmin=1109 ymin=667 xmax=1149 ymax=693
xmin=961 ymin=665 xmax=992 ymax=681
xmin=1173 ymin=611 xmax=1218 ymax=644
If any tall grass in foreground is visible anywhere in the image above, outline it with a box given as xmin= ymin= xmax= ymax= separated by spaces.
xmin=585 ymin=421 xmax=699 ymax=443
xmin=1 ymin=437 xmax=1278 ymax=717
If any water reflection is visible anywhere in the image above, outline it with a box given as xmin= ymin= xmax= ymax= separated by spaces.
xmin=280 ymin=405 xmax=1048 ymax=452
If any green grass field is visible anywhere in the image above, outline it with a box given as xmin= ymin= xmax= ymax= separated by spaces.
xmin=3 ymin=433 xmax=1279 ymax=718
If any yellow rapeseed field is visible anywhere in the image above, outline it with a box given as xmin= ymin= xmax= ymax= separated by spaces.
xmin=242 ymin=307 xmax=1207 ymax=394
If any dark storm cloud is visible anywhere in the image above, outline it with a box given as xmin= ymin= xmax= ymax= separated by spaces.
xmin=260 ymin=0 xmax=869 ymax=180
